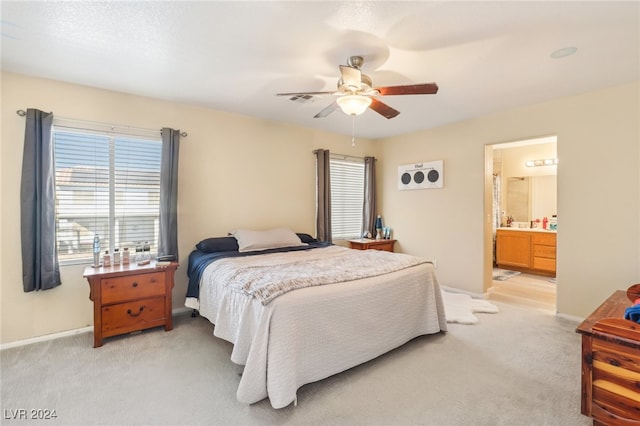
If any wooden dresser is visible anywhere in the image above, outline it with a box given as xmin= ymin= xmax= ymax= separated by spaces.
xmin=83 ymin=262 xmax=179 ymax=347
xmin=575 ymin=285 xmax=640 ymax=425
xmin=349 ymin=238 xmax=396 ymax=252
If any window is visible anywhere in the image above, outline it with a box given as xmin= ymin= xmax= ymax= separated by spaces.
xmin=330 ymin=155 xmax=364 ymax=240
xmin=54 ymin=127 xmax=162 ymax=264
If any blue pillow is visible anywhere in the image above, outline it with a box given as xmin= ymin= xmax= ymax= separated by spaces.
xmin=196 ymin=237 xmax=239 ymax=253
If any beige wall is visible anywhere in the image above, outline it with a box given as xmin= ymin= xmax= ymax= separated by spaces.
xmin=500 ymin=142 xmax=557 ymax=178
xmin=0 ymin=72 xmax=376 ymax=344
xmin=378 ymin=82 xmax=640 ymax=318
xmin=1 ymin=71 xmax=638 ymax=344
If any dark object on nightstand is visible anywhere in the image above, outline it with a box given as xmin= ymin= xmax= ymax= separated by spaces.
xmin=156 ymin=254 xmax=176 ymax=262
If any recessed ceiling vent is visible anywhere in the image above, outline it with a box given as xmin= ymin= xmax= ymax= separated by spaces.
xmin=289 ymin=94 xmax=316 ymax=103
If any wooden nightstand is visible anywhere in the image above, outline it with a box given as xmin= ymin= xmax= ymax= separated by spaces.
xmin=83 ymin=261 xmax=179 ymax=347
xmin=349 ymin=238 xmax=396 ymax=252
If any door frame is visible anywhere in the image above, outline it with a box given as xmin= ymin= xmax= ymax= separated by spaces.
xmin=483 ymin=136 xmax=558 ymax=295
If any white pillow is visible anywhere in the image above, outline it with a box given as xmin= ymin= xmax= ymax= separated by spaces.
xmin=233 ymin=228 xmax=307 ymax=253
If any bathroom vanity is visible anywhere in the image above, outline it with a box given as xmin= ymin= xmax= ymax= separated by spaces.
xmin=496 ymin=228 xmax=556 ymax=276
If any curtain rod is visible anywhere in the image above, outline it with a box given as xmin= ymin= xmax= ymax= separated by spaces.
xmin=312 ymin=150 xmax=377 ymax=162
xmin=16 ymin=109 xmax=188 ymax=138
xmin=312 ymin=150 xmax=363 ymax=161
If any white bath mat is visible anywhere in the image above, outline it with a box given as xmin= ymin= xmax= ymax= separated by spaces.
xmin=442 ymin=291 xmax=499 ymax=324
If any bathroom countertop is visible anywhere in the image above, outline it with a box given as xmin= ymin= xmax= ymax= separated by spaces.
xmin=497 ymin=227 xmax=556 ymax=233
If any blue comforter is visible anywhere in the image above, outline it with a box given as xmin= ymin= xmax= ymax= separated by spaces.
xmin=186 ymin=241 xmax=332 ymax=300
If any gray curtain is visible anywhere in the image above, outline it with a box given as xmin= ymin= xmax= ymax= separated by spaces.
xmin=315 ymin=149 xmax=331 ymax=242
xmin=362 ymin=156 xmax=377 ymax=238
xmin=158 ymin=128 xmax=180 ymax=259
xmin=20 ymin=109 xmax=61 ymax=292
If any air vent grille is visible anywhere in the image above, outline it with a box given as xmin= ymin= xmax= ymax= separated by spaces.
xmin=289 ymin=94 xmax=315 ymax=103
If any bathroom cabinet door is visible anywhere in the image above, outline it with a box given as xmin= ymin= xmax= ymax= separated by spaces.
xmin=496 ymin=230 xmax=531 ymax=268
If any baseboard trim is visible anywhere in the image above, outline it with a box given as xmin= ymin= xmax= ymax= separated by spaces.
xmin=0 ymin=326 xmax=94 ymax=351
xmin=556 ymin=312 xmax=585 ymax=324
xmin=0 ymin=307 xmax=194 ymax=351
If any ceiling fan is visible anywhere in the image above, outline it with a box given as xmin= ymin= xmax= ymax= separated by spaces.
xmin=276 ymin=56 xmax=438 ymax=119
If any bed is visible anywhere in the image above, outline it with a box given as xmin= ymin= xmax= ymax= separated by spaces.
xmin=186 ymin=229 xmax=447 ymax=409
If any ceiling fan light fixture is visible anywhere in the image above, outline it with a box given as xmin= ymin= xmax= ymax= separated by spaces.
xmin=336 ymin=95 xmax=372 ymax=116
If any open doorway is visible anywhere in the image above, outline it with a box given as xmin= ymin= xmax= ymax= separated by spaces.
xmin=483 ymin=136 xmax=557 ymax=312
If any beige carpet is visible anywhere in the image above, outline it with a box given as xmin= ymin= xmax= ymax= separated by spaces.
xmin=1 ymin=301 xmax=590 ymax=425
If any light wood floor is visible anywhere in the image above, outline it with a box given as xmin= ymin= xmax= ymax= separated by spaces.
xmin=487 ymin=270 xmax=557 ymax=314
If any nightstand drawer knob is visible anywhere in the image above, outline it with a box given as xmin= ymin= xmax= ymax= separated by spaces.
xmin=127 ymin=307 xmax=144 ymax=317
xmin=132 ymin=282 xmax=138 ymax=287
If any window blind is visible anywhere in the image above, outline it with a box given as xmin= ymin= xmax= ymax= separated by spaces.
xmin=54 ymin=128 xmax=161 ymax=263
xmin=330 ymin=156 xmax=364 ymax=240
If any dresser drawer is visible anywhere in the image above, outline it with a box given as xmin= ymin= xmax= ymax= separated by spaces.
xmin=533 ymin=244 xmax=556 ymax=259
xmin=591 ymin=338 xmax=640 ymax=423
xmin=101 ymin=272 xmax=165 ymax=304
xmin=101 ymin=296 xmax=166 ymax=337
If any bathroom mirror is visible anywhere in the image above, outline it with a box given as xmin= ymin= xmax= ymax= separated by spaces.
xmin=505 ymin=175 xmax=557 ymax=224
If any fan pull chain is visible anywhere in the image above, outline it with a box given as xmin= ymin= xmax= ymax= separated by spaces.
xmin=351 ymin=114 xmax=356 ymax=147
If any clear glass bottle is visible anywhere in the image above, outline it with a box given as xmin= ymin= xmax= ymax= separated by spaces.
xmin=92 ymin=234 xmax=101 ymax=267
xmin=143 ymin=241 xmax=150 ymax=261
xmin=135 ymin=242 xmax=142 ymax=262
xmin=122 ymin=247 xmax=130 ymax=264
xmin=113 ymin=248 xmax=120 ymax=264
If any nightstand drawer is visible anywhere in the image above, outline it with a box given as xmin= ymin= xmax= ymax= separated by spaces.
xmin=101 ymin=296 xmax=165 ymax=336
xmin=349 ymin=239 xmax=396 ymax=252
xmin=101 ymin=272 xmax=165 ymax=304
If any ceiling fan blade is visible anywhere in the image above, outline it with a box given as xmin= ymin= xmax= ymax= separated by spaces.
xmin=339 ymin=65 xmax=362 ymax=91
xmin=369 ymin=98 xmax=400 ymax=119
xmin=314 ymin=101 xmax=340 ymax=118
xmin=376 ymin=83 xmax=439 ymax=96
xmin=275 ymin=91 xmax=336 ymax=97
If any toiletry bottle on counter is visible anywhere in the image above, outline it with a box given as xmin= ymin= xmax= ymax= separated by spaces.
xmin=113 ymin=248 xmax=120 ymax=264
xmin=549 ymin=215 xmax=557 ymax=230
xmin=542 ymin=217 xmax=548 ymax=230
xmin=122 ymin=248 xmax=130 ymax=264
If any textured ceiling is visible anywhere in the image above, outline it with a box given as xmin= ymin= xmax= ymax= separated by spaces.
xmin=1 ymin=1 xmax=638 ymax=139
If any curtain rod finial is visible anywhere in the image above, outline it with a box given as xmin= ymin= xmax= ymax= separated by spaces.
xmin=17 ymin=109 xmax=26 ymax=116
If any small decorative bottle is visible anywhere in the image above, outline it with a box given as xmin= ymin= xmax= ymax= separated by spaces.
xmin=135 ymin=243 xmax=142 ymax=262
xmin=113 ymin=248 xmax=120 ymax=264
xmin=143 ymin=242 xmax=151 ymax=261
xmin=375 ymin=215 xmax=383 ymax=240
xmin=103 ymin=250 xmax=111 ymax=267
xmin=122 ymin=248 xmax=130 ymax=264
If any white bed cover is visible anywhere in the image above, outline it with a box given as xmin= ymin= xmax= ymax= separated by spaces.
xmin=197 ymin=246 xmax=447 ymax=408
